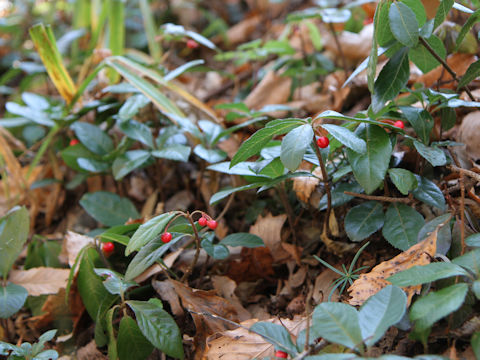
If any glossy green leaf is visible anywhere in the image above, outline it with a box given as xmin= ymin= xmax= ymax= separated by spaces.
xmin=94 ymin=268 xmax=137 ymax=296
xmin=321 ymin=124 xmax=366 ymax=154
xmin=409 ymin=35 xmax=445 ymax=74
xmin=346 ymin=124 xmax=392 ymax=194
xmin=472 ymin=332 xmax=480 ymax=360
xmin=410 ymin=283 xmax=468 ymax=331
xmin=126 ymin=300 xmax=184 ymax=359
xmin=0 ymin=283 xmax=28 ymax=318
xmin=220 ymin=233 xmax=264 ymax=248
xmin=382 ymin=203 xmax=424 ymax=250
xmin=126 ymin=212 xmax=177 ymax=255
xmin=372 ymin=47 xmax=410 ymax=113
xmin=151 ymin=145 xmax=191 ymax=162
xmin=71 ymin=122 xmax=114 ymax=155
xmin=319 ymin=182 xmax=363 ymax=211
xmin=412 ymin=175 xmax=445 ymax=210
xmin=77 ymin=248 xmax=118 ymax=320
xmin=388 ymin=168 xmax=418 ymax=195
xmin=388 ymin=262 xmax=469 ymax=287
xmin=466 ymin=234 xmax=480 ymax=247
xmin=0 ymin=207 xmax=30 ymax=278
xmin=413 ymin=141 xmax=447 ymax=167
xmin=80 ymin=191 xmax=140 ymax=227
xmin=359 ymin=285 xmax=407 ymax=346
xmin=250 ymin=322 xmax=298 ymax=355
xmin=193 ymin=145 xmax=227 ymax=163
xmin=201 ymin=238 xmax=229 ymax=260
xmin=112 ymin=150 xmax=151 ymax=180
xmin=458 ymin=60 xmax=480 ymax=90
xmin=230 ymin=119 xmax=305 ymax=167
xmin=118 ymin=316 xmax=154 ymax=360
xmin=118 ymin=94 xmax=150 ymax=122
xmin=312 ymin=302 xmax=363 ymax=350
xmin=434 ymin=0 xmax=454 ymax=29
xmin=106 ymin=306 xmax=117 ymax=360
xmin=280 ymin=124 xmax=314 ymax=171
xmin=5 ymin=102 xmax=54 ymax=127
xmin=400 ymin=106 xmax=434 ymax=144
xmin=402 ymin=0 xmax=427 ymax=26
xmin=452 ymin=249 xmax=480 ymax=274
xmin=376 ymin=0 xmax=395 ymax=47
xmin=389 ymin=2 xmax=419 ymax=47
xmin=118 ymin=120 xmax=154 ymax=147
xmin=345 ymin=201 xmax=384 ymax=242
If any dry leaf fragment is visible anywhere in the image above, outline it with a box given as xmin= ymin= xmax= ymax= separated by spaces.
xmin=244 ymin=71 xmax=292 ymax=111
xmin=457 ymin=111 xmax=480 ymax=161
xmin=211 ymin=276 xmax=251 ymax=321
xmin=249 ymin=213 xmax=290 ymax=262
xmin=204 ymin=316 xmax=307 ymax=360
xmin=293 ymin=167 xmax=322 ymax=203
xmin=9 ymin=267 xmax=70 ymax=296
xmin=348 ymin=228 xmax=438 ymax=306
xmin=60 ymin=231 xmax=95 ymax=268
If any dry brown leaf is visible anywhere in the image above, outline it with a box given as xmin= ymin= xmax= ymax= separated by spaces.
xmin=60 ymin=231 xmax=95 ymax=268
xmin=457 ymin=111 xmax=480 ymax=161
xmin=324 ymin=25 xmax=373 ymax=63
xmin=140 ymin=189 xmax=158 ymax=217
xmin=293 ymin=166 xmax=322 ymax=203
xmin=225 ymin=15 xmax=262 ymax=45
xmin=9 ymin=267 xmax=70 ymax=296
xmin=417 ymin=53 xmax=477 ymax=88
xmin=226 ymin=247 xmax=275 ymax=283
xmin=249 ymin=213 xmax=290 ymax=262
xmin=422 ymin=0 xmax=440 ymax=19
xmin=204 ymin=316 xmax=307 ymax=360
xmin=244 ymin=71 xmax=292 ymax=111
xmin=211 ymin=276 xmax=251 ymax=321
xmin=348 ymin=228 xmax=438 ymax=306
xmin=320 ymin=229 xmax=356 ymax=256
xmin=153 ymin=280 xmax=185 ymax=318
xmin=77 ymin=340 xmax=107 ymax=360
xmin=313 ymin=268 xmax=340 ymax=303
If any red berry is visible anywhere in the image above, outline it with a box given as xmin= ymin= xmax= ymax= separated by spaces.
xmin=186 ymin=39 xmax=199 ymax=49
xmin=161 ymin=232 xmax=172 ymax=243
xmin=207 ymin=220 xmax=218 ymax=230
xmin=198 ymin=217 xmax=207 ymax=227
xmin=275 ymin=350 xmax=288 ymax=358
xmin=70 ymin=139 xmax=79 ymax=146
xmin=317 ymin=136 xmax=329 ymax=148
xmin=394 ymin=120 xmax=405 ymax=129
xmin=102 ymin=242 xmax=115 ymax=254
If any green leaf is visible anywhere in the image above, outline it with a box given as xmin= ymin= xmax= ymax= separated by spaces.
xmin=118 ymin=94 xmax=150 ymax=122
xmin=230 ymin=119 xmax=305 ymax=167
xmin=312 ymin=302 xmax=363 ymax=350
xmin=118 ymin=316 xmax=154 ymax=360
xmin=5 ymin=102 xmax=54 ymax=127
xmin=193 ymin=145 xmax=227 ymax=163
xmin=77 ymin=158 xmax=109 ymax=173
xmin=434 ymin=0 xmax=454 ymax=29
xmin=400 ymin=106 xmax=434 ymax=144
xmin=345 ymin=201 xmax=384 ymax=242
xmin=71 ymin=122 xmax=114 ymax=155
xmin=346 ymin=124 xmax=393 ymax=194
xmin=402 ymin=0 xmax=427 ymax=26
xmin=280 ymin=124 xmax=314 ymax=171
xmin=388 ymin=262 xmax=469 ymax=287
xmin=125 ymin=234 xmax=183 ymax=280
xmin=452 ymin=249 xmax=480 ymax=274
xmin=94 ymin=268 xmax=137 ymax=296
xmin=321 ymin=124 xmax=366 ymax=154
xmin=106 ymin=306 xmax=118 ymax=360
xmin=382 ymin=203 xmax=424 ymax=250
xmin=412 ymin=175 xmax=445 ymax=210
xmin=112 ymin=150 xmax=151 ymax=180
xmin=126 ymin=300 xmax=184 ymax=359
xmin=472 ymin=332 xmax=480 ymax=360
xmin=126 ymin=212 xmax=177 ymax=255
xmin=220 ymin=233 xmax=265 ymax=248
xmin=409 ymin=35 xmax=445 ymax=74
xmin=77 ymin=248 xmax=118 ymax=320
xmin=458 ymin=60 xmax=480 ymax=90
xmin=388 ymin=168 xmax=418 ymax=195
xmin=250 ymin=322 xmax=298 ymax=356
xmin=118 ymin=120 xmax=154 ymax=148
xmin=410 ymin=283 xmax=468 ymax=331
xmin=466 ymin=234 xmax=480 ymax=247
xmin=201 ymin=238 xmax=229 ymax=260
xmin=80 ymin=191 xmax=140 ymax=227
xmin=152 ymin=145 xmax=191 ymax=162
xmin=359 ymin=285 xmax=407 ymax=346
xmin=456 ymin=9 xmax=480 ymax=51
xmin=0 ymin=207 xmax=30 ymax=278
xmin=372 ymin=47 xmax=410 ymax=113
xmin=413 ymin=141 xmax=447 ymax=167
xmin=376 ymin=0 xmax=395 ymax=47
xmin=319 ymin=182 xmax=363 ymax=211
xmin=389 ymin=2 xmax=419 ymax=47
xmin=0 ymin=283 xmax=28 ymax=318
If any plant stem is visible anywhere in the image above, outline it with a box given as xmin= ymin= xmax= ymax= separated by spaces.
xmin=313 ymin=143 xmax=332 ymax=236
xmin=26 ymin=124 xmax=60 ymax=181
xmin=277 ymin=184 xmax=298 ymax=244
xmin=180 ymin=213 xmax=202 ymax=282
xmin=327 ymin=22 xmax=348 ymax=77
xmin=419 ymin=37 xmax=475 ymax=101
xmin=344 ymin=191 xmax=413 ymax=204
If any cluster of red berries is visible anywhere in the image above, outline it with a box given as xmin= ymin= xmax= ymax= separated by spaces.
xmin=102 ymin=242 xmax=115 ymax=256
xmin=160 ymin=216 xmax=218 ymax=244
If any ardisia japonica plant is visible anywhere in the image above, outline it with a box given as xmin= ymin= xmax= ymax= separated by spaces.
xmin=0 ymin=329 xmax=59 ymax=360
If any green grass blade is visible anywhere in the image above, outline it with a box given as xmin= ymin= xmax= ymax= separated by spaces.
xmin=108 ymin=0 xmax=125 ymax=82
xmin=139 ymin=0 xmax=163 ymax=62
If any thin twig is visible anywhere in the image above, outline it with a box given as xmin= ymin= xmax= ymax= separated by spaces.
xmin=448 ymin=164 xmax=480 ymax=183
xmin=180 ymin=214 xmax=202 ymax=283
xmin=344 ymin=191 xmax=412 ymax=203
xmin=327 ymin=22 xmax=348 ymax=77
xmin=313 ymin=143 xmax=332 ymax=237
xmin=419 ymin=37 xmax=475 ymax=101
xmin=293 ymin=339 xmax=329 ymax=360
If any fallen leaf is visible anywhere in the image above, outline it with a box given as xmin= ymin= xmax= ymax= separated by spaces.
xmin=60 ymin=231 xmax=95 ymax=268
xmin=244 ymin=71 xmax=292 ymax=111
xmin=211 ymin=276 xmax=251 ymax=321
xmin=225 ymin=15 xmax=262 ymax=45
xmin=293 ymin=166 xmax=322 ymax=203
xmin=204 ymin=316 xmax=307 ymax=360
xmin=348 ymin=228 xmax=438 ymax=306
xmin=417 ymin=53 xmax=477 ymax=88
xmin=324 ymin=25 xmax=373 ymax=63
xmin=227 ymin=247 xmax=275 ymax=283
xmin=457 ymin=111 xmax=480 ymax=161
xmin=249 ymin=213 xmax=290 ymax=262
xmin=313 ymin=268 xmax=340 ymax=303
xmin=77 ymin=340 xmax=107 ymax=360
xmin=153 ymin=280 xmax=185 ymax=318
xmin=9 ymin=267 xmax=70 ymax=296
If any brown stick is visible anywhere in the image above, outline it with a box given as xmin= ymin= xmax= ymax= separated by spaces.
xmin=448 ymin=164 xmax=480 ymax=183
